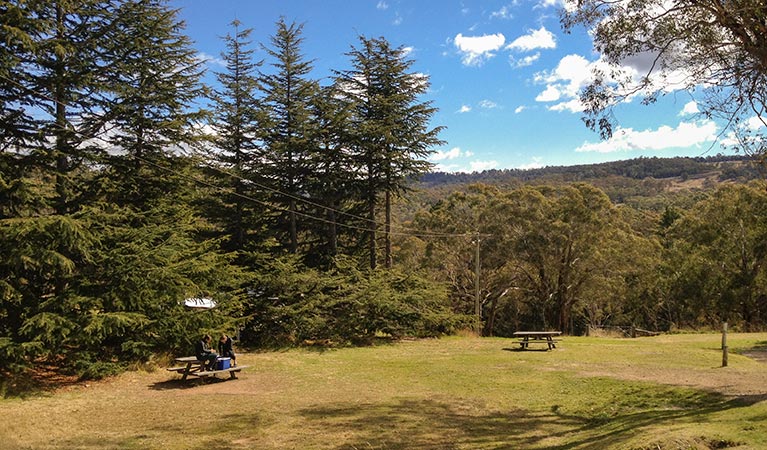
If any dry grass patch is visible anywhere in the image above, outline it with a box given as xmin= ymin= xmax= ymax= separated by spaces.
xmin=1 ymin=334 xmax=766 ymax=449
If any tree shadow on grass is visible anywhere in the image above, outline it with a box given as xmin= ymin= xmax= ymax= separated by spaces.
xmin=148 ymin=375 xmax=230 ymax=390
xmin=503 ymin=347 xmax=553 ymax=353
xmin=87 ymin=390 xmax=764 ymax=450
xmin=740 ymin=341 xmax=767 ymax=363
xmin=288 ymin=392 xmax=767 ymax=449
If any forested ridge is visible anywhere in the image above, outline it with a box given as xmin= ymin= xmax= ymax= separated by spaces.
xmin=2 ymin=0 xmax=767 ymax=384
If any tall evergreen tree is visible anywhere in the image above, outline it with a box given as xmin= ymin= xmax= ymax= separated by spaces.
xmin=206 ymin=20 xmax=266 ymax=254
xmin=1 ymin=0 xmax=241 ymax=377
xmin=337 ymin=36 xmax=444 ymax=269
xmin=0 ymin=0 xmax=120 ymax=374
xmin=0 ymin=0 xmax=44 ymax=219
xmin=11 ymin=0 xmax=118 ymax=214
xmin=97 ymin=0 xmax=207 ymax=207
xmin=259 ymin=18 xmax=319 ymax=254
xmin=304 ymin=84 xmax=365 ymax=266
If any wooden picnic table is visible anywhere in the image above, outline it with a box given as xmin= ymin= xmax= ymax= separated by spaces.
xmin=166 ymin=356 xmax=247 ymax=381
xmin=513 ymin=331 xmax=562 ymax=350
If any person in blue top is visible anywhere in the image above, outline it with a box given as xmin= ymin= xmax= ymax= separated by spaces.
xmin=195 ymin=334 xmax=218 ymax=371
xmin=218 ymin=333 xmax=236 ymax=367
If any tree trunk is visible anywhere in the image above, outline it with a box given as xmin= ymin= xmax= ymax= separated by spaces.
xmin=290 ymin=198 xmax=298 ymax=253
xmin=368 ymin=194 xmax=377 ymax=269
xmin=385 ymin=190 xmax=392 ymax=269
xmin=54 ymin=3 xmax=69 ymax=215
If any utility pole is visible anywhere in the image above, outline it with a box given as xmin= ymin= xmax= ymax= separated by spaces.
xmin=475 ymin=232 xmax=481 ymax=334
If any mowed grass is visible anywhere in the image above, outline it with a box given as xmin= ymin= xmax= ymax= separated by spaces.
xmin=2 ymin=333 xmax=767 ymax=450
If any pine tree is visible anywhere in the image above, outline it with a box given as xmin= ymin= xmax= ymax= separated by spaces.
xmin=97 ymin=0 xmax=208 ymax=207
xmin=207 ymin=20 xmax=266 ymax=254
xmin=336 ymin=36 xmax=444 ymax=269
xmin=0 ymin=0 xmax=120 ymax=374
xmin=260 ymin=18 xmax=320 ymax=254
xmin=1 ymin=0 xmax=242 ymax=376
xmin=8 ymin=0 xmax=118 ymax=214
xmin=304 ymin=84 xmax=365 ymax=266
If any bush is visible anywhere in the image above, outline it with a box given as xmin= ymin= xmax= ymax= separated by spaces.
xmin=242 ymin=256 xmax=469 ymax=346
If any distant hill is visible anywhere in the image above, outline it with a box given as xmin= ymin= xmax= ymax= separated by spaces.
xmin=404 ymin=154 xmax=765 ymax=214
xmin=420 ymin=154 xmax=762 ymax=186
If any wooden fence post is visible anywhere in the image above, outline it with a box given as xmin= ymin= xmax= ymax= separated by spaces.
xmin=722 ymin=322 xmax=728 ymax=367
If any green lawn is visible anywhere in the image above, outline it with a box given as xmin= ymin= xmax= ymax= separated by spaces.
xmin=2 ymin=333 xmax=766 ymax=449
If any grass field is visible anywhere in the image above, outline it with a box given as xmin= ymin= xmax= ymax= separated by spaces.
xmin=2 ymin=333 xmax=767 ymax=449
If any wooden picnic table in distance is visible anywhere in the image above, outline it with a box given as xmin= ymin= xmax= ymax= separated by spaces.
xmin=166 ymin=356 xmax=248 ymax=381
xmin=513 ymin=331 xmax=562 ymax=350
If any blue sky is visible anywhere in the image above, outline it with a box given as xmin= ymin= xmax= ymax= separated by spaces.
xmin=172 ymin=0 xmax=731 ymax=173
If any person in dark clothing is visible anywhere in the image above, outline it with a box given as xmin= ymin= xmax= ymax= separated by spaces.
xmin=218 ymin=333 xmax=236 ymax=367
xmin=195 ymin=334 xmax=218 ymax=371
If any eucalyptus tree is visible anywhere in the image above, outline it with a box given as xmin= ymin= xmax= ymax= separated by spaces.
xmin=259 ymin=18 xmax=320 ymax=254
xmin=413 ymin=185 xmax=500 ymax=331
xmin=414 ymin=183 xmax=648 ymax=335
xmin=667 ymin=183 xmax=767 ymax=329
xmin=501 ymin=184 xmax=627 ymax=332
xmin=207 ymin=20 xmax=266 ymax=254
xmin=337 ymin=35 xmax=443 ymax=269
xmin=562 ymin=0 xmax=767 ymax=152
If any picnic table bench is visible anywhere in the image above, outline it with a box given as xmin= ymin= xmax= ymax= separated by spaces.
xmin=166 ymin=356 xmax=248 ymax=381
xmin=513 ymin=331 xmax=562 ymax=350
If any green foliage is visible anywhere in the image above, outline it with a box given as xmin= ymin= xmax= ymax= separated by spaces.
xmin=4 ymin=0 xmax=767 ymax=386
xmin=243 ymin=256 xmax=467 ymax=346
xmin=337 ymin=35 xmax=444 ymax=269
xmin=562 ymin=0 xmax=767 ymax=152
xmin=666 ymin=183 xmax=767 ymax=329
xmin=413 ymin=183 xmax=665 ymax=335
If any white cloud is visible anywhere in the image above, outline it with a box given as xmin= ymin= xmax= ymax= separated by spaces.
xmin=491 ymin=5 xmax=513 ymax=19
xmin=470 ymin=160 xmax=499 ymax=172
xmin=458 ymin=105 xmax=472 ymax=113
xmin=535 ymin=85 xmax=561 ymax=102
xmin=402 ymin=46 xmax=414 ymax=57
xmin=721 ymin=115 xmax=766 ymax=147
xmin=543 ymin=54 xmax=593 ymax=96
xmin=506 ymin=27 xmax=556 ymax=52
xmin=518 ymin=157 xmax=544 ymax=170
xmin=515 ymin=105 xmax=526 ymax=114
xmin=512 ymin=52 xmax=540 ymax=68
xmin=479 ymin=99 xmax=498 ymax=109
xmin=533 ymin=53 xmax=599 ymax=111
xmin=548 ymin=98 xmax=584 ymax=113
xmin=575 ymin=120 xmax=718 ymax=153
xmin=680 ymin=101 xmax=699 ymax=116
xmin=377 ymin=1 xmax=388 ymax=10
xmin=197 ymin=52 xmax=225 ymax=67
xmin=745 ymin=115 xmax=767 ymax=130
xmin=431 ymin=147 xmax=472 ymax=161
xmin=430 ymin=148 xmax=480 ymax=172
xmin=454 ymin=33 xmax=505 ymax=66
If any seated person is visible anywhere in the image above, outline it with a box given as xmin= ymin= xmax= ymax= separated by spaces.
xmin=218 ymin=333 xmax=236 ymax=367
xmin=195 ymin=334 xmax=218 ymax=371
